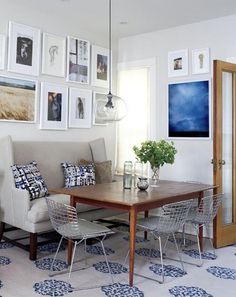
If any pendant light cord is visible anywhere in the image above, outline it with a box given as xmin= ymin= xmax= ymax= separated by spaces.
xmin=108 ymin=0 xmax=112 ymax=95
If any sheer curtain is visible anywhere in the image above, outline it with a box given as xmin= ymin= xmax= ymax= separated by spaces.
xmin=116 ymin=67 xmax=150 ymax=174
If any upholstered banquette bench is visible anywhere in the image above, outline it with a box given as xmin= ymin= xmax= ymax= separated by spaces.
xmin=0 ymin=135 xmax=122 ymax=260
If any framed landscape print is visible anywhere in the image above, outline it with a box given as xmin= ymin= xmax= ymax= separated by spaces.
xmin=93 ymin=92 xmax=108 ymax=126
xmin=69 ymin=88 xmax=92 ymax=128
xmin=8 ymin=21 xmax=40 ymax=76
xmin=192 ymin=48 xmax=210 ymax=74
xmin=168 ymin=49 xmax=188 ymax=77
xmin=0 ymin=34 xmax=6 ymax=70
xmin=67 ymin=36 xmax=90 ymax=84
xmin=0 ymin=75 xmax=37 ymax=123
xmin=91 ymin=45 xmax=109 ymax=88
xmin=41 ymin=33 xmax=66 ymax=77
xmin=40 ymin=83 xmax=68 ymax=130
xmin=168 ymin=80 xmax=210 ymax=138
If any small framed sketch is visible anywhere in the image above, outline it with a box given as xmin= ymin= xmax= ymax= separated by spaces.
xmin=93 ymin=92 xmax=108 ymax=126
xmin=192 ymin=48 xmax=210 ymax=74
xmin=91 ymin=45 xmax=109 ymax=88
xmin=41 ymin=33 xmax=66 ymax=77
xmin=168 ymin=49 xmax=188 ymax=77
xmin=8 ymin=21 xmax=40 ymax=76
xmin=40 ymin=83 xmax=68 ymax=130
xmin=0 ymin=34 xmax=6 ymax=70
xmin=69 ymin=88 xmax=92 ymax=128
xmin=0 ymin=75 xmax=37 ymax=123
xmin=168 ymin=80 xmax=210 ymax=138
xmin=67 ymin=36 xmax=90 ymax=84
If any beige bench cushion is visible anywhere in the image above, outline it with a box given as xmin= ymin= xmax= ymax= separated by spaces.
xmin=27 ymin=194 xmax=100 ymax=224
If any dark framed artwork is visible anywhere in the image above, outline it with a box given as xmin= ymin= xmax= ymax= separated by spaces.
xmin=168 ymin=80 xmax=210 ymax=138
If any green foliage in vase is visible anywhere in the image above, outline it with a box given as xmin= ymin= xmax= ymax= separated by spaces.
xmin=133 ymin=140 xmax=177 ymax=169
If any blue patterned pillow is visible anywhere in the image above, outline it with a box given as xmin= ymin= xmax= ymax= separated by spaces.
xmin=61 ymin=163 xmax=95 ymax=188
xmin=11 ymin=161 xmax=49 ymax=200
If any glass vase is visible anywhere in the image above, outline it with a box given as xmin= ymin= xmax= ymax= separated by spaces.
xmin=151 ymin=166 xmax=160 ymax=187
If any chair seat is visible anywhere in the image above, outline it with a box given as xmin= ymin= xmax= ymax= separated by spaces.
xmin=58 ymin=219 xmax=114 ymax=240
xmin=137 ymin=216 xmax=177 ymax=234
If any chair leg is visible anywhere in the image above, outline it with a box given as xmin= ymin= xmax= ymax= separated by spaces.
xmin=100 ymin=237 xmax=114 ymax=284
xmin=49 ymin=236 xmax=64 ymax=277
xmin=69 ymin=241 xmax=77 ymax=278
xmin=195 ymin=227 xmax=203 ymax=267
xmin=29 ymin=233 xmax=37 ymax=260
xmin=0 ymin=222 xmax=5 ymax=241
xmin=157 ymin=236 xmax=165 ymax=284
xmin=172 ymin=233 xmax=185 ymax=272
xmin=84 ymin=239 xmax=88 ymax=267
xmin=182 ymin=224 xmax=186 ymax=247
xmin=205 ymin=224 xmax=216 ymax=257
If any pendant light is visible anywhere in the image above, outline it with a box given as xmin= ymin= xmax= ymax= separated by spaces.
xmin=94 ymin=0 xmax=127 ymax=123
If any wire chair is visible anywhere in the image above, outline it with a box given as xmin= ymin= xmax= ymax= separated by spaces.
xmin=130 ymin=199 xmax=192 ymax=284
xmin=45 ymin=198 xmax=114 ymax=286
xmin=183 ymin=193 xmax=223 ymax=266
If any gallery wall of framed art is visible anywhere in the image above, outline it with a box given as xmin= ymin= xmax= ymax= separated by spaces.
xmin=0 ymin=20 xmax=112 ymax=131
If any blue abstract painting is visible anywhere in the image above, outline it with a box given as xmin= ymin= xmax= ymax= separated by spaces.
xmin=168 ymin=80 xmax=210 ymax=137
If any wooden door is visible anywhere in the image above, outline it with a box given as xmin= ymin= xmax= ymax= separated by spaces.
xmin=213 ymin=60 xmax=236 ymax=247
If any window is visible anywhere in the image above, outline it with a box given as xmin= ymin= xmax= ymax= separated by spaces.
xmin=116 ymin=66 xmax=150 ymax=174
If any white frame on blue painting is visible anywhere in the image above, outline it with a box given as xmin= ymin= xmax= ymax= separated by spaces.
xmin=168 ymin=80 xmax=211 ymax=139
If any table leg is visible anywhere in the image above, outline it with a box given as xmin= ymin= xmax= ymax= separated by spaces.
xmin=129 ymin=207 xmax=137 ymax=287
xmin=144 ymin=210 xmax=149 ymax=240
xmin=68 ymin=195 xmax=76 ymax=265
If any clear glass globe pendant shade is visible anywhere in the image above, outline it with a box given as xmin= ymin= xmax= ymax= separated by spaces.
xmin=95 ymin=92 xmax=127 ymax=122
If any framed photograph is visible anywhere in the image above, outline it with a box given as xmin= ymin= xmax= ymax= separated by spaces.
xmin=40 ymin=83 xmax=68 ymax=130
xmin=91 ymin=45 xmax=109 ymax=88
xmin=168 ymin=80 xmax=210 ymax=138
xmin=168 ymin=49 xmax=188 ymax=77
xmin=0 ymin=34 xmax=6 ymax=70
xmin=8 ymin=21 xmax=40 ymax=76
xmin=0 ymin=75 xmax=37 ymax=123
xmin=93 ymin=92 xmax=108 ymax=126
xmin=41 ymin=33 xmax=66 ymax=77
xmin=69 ymin=88 xmax=92 ymax=128
xmin=67 ymin=36 xmax=90 ymax=84
xmin=192 ymin=48 xmax=210 ymax=74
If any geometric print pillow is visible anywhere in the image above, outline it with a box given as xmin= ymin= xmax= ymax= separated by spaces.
xmin=11 ymin=161 xmax=49 ymax=201
xmin=61 ymin=162 xmax=95 ymax=188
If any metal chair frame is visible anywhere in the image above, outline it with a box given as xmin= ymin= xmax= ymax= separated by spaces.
xmin=126 ymin=199 xmax=192 ymax=284
xmin=183 ymin=193 xmax=223 ymax=266
xmin=45 ymin=198 xmax=114 ymax=286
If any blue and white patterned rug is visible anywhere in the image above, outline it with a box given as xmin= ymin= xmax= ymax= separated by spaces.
xmin=1 ymin=232 xmax=236 ymax=297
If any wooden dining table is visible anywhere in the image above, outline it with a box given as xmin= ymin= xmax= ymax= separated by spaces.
xmin=50 ymin=180 xmax=215 ymax=286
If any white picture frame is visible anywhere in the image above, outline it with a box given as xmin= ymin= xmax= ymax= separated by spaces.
xmin=168 ymin=49 xmax=188 ymax=77
xmin=69 ymin=88 xmax=92 ymax=128
xmin=91 ymin=45 xmax=109 ymax=88
xmin=192 ymin=48 xmax=210 ymax=74
xmin=0 ymin=75 xmax=37 ymax=123
xmin=0 ymin=34 xmax=6 ymax=70
xmin=40 ymin=82 xmax=68 ymax=130
xmin=67 ymin=36 xmax=90 ymax=84
xmin=93 ymin=92 xmax=108 ymax=126
xmin=8 ymin=21 xmax=40 ymax=76
xmin=41 ymin=33 xmax=66 ymax=77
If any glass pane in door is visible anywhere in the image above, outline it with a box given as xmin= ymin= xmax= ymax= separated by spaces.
xmin=222 ymin=71 xmax=233 ymax=224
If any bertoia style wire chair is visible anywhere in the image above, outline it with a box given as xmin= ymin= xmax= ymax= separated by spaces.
xmin=130 ymin=199 xmax=192 ymax=284
xmin=183 ymin=193 xmax=223 ymax=267
xmin=45 ymin=198 xmax=114 ymax=286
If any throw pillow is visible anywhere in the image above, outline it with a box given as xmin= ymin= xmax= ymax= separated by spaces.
xmin=11 ymin=161 xmax=49 ymax=201
xmin=79 ymin=159 xmax=112 ymax=184
xmin=61 ymin=162 xmax=95 ymax=188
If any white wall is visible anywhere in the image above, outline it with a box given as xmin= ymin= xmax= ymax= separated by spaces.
xmin=0 ymin=0 xmax=118 ymax=161
xmin=118 ymin=14 xmax=236 ymax=184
